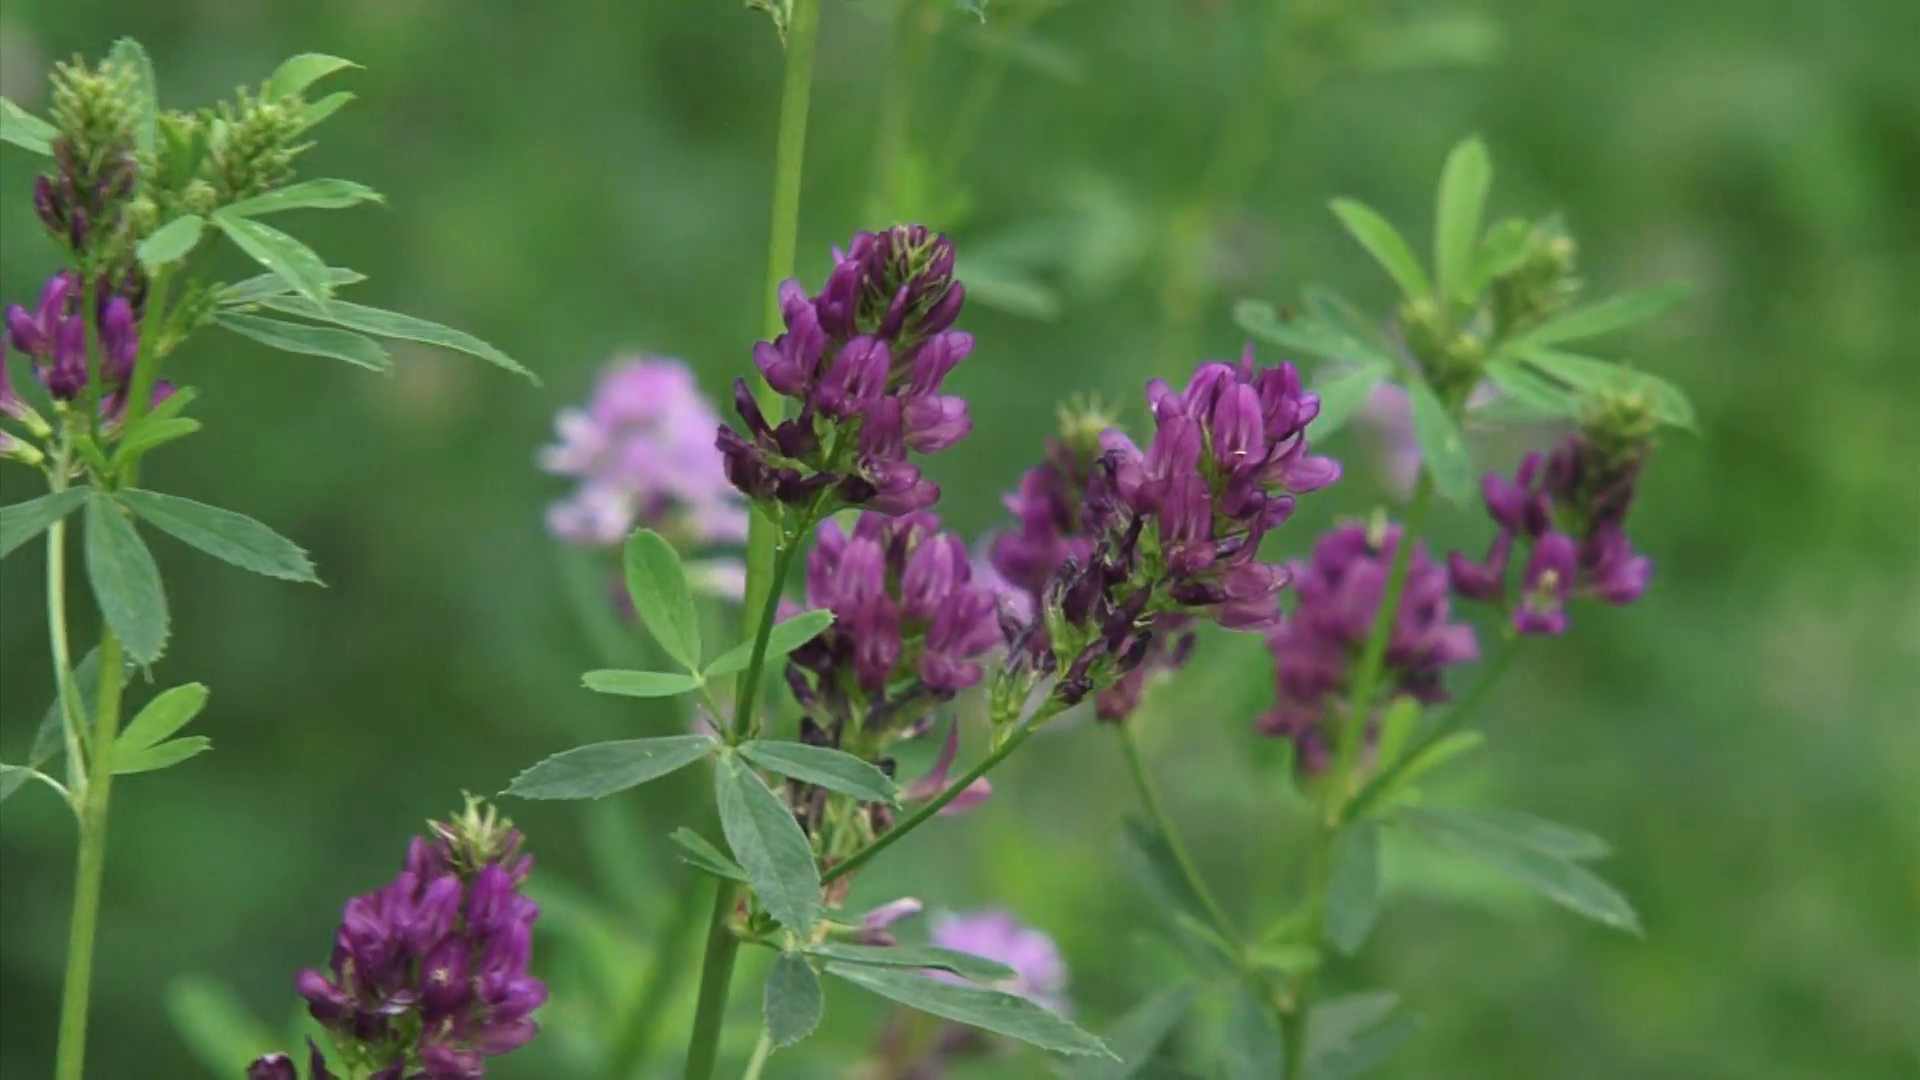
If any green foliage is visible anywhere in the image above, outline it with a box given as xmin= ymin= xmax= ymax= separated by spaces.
xmin=211 ymin=212 xmax=334 ymax=306
xmin=762 ymin=952 xmax=824 ymax=1048
xmin=112 ymin=735 xmax=212 ymax=775
xmin=83 ymin=493 xmax=169 ymax=665
xmin=0 ymin=489 xmax=90 ymax=559
xmin=823 ymin=963 xmax=1114 ymax=1058
xmin=1401 ymin=379 xmax=1473 ymax=500
xmin=1433 ymin=136 xmax=1492 ymax=303
xmin=800 ymin=943 xmax=1016 ymax=982
xmin=116 ymin=489 xmax=320 ymax=583
xmin=115 ymin=683 xmax=207 ymax=755
xmin=135 ymin=214 xmax=205 ymax=267
xmin=505 ymin=734 xmax=716 ymax=800
xmin=737 ymin=740 xmax=899 ymax=804
xmin=1305 ymin=992 xmax=1421 ymax=1080
xmin=1066 ymin=985 xmax=1197 ymax=1080
xmin=221 ymin=178 xmax=383 ymax=217
xmin=621 ymin=529 xmax=703 ymax=671
xmin=163 ymin=975 xmax=280 ymax=1075
xmin=1329 ymin=199 xmax=1432 ymax=301
xmin=669 ymin=827 xmax=747 ymax=882
xmin=254 ymin=295 xmax=535 ymax=381
xmin=1307 ymin=366 xmax=1389 ymax=440
xmin=215 ymin=312 xmax=390 ymax=371
xmin=713 ymin=751 xmax=822 ymax=935
xmin=0 ymin=96 xmax=56 ymax=153
xmin=1397 ymin=805 xmax=1641 ymax=934
xmin=1326 ymin=822 xmax=1382 ymax=955
xmin=262 ymin=54 xmax=360 ymax=101
xmin=702 ymin=609 xmax=833 ymax=677
xmin=1219 ymin=986 xmax=1285 ymax=1080
xmin=580 ymin=670 xmax=704 ymax=698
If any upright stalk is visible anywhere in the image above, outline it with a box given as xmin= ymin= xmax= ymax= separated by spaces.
xmin=687 ymin=2 xmax=822 ymax=1074
xmin=54 ymin=631 xmax=126 ymax=1080
xmin=739 ymin=1031 xmax=774 ymax=1080
xmin=1283 ymin=473 xmax=1434 ymax=1078
xmin=731 ymin=538 xmax=802 ymax=743
xmin=44 ymin=455 xmax=86 ymax=797
xmin=1118 ymin=723 xmax=1237 ymax=943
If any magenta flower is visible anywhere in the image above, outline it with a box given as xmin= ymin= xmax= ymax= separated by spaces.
xmin=5 ymin=271 xmax=154 ymax=408
xmin=928 ymin=910 xmax=1070 ymax=1014
xmin=1261 ymin=522 xmax=1479 ymax=772
xmin=902 ymin=717 xmax=994 ymax=816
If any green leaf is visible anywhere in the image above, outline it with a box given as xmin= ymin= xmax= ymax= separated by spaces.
xmin=84 ymin=493 xmax=169 ymax=665
xmin=1402 ymin=806 xmax=1611 ymax=862
xmin=1509 ymin=283 xmax=1692 ymax=348
xmin=212 ymin=212 xmax=334 ymax=306
xmin=0 ymin=649 xmax=101 ymax=803
xmin=668 ymin=827 xmax=747 ymax=882
xmin=165 ymin=975 xmax=281 ymax=1076
xmin=1 ymin=489 xmax=90 ymax=559
xmin=1513 ymin=347 xmax=1696 ymax=429
xmin=1308 ymin=365 xmax=1389 ymax=441
xmin=137 ymin=216 xmax=206 ymax=269
xmin=1302 ymin=285 xmax=1399 ymax=359
xmin=0 ymin=96 xmax=56 ymax=154
xmin=1329 ymin=198 xmax=1432 ymax=300
xmin=257 ymin=294 xmax=535 ymax=381
xmin=703 ymin=610 xmax=834 ymax=678
xmin=215 ymin=313 xmax=390 ymax=372
xmin=801 ymin=943 xmax=1016 ymax=983
xmin=1219 ymin=986 xmax=1285 ymax=1080
xmin=1397 ymin=805 xmax=1641 ymax=933
xmin=1234 ymin=301 xmax=1397 ymax=369
xmin=1377 ymin=730 xmax=1483 ymax=804
xmin=739 ymin=741 xmax=899 ymax=805
xmin=622 ymin=529 xmax=702 ymax=670
xmin=223 ymin=179 xmax=384 ymax=218
xmin=954 ymin=258 xmax=1062 ymax=321
xmin=1372 ymin=696 xmax=1423 ymax=773
xmin=1246 ymin=943 xmax=1321 ymax=976
xmin=714 ymin=752 xmax=822 ymax=935
xmin=1480 ymin=358 xmax=1583 ymax=421
xmin=505 ymin=735 xmax=716 ymax=800
xmin=1433 ymin=136 xmax=1492 ymax=302
xmin=109 ymin=38 xmax=159 ymax=154
xmin=117 ymin=683 xmax=209 ymax=755
xmin=763 ymin=952 xmax=825 ymax=1049
xmin=1067 ymin=985 xmax=1197 ymax=1080
xmin=264 ymin=53 xmax=359 ymax=100
xmin=825 ymin=963 xmax=1113 ymax=1058
xmin=113 ymin=736 xmax=212 ymax=775
xmin=300 ymin=92 xmax=356 ymax=129
xmin=1326 ymin=822 xmax=1382 ymax=955
xmin=1306 ymin=992 xmax=1421 ymax=1080
xmin=218 ymin=267 xmax=365 ymax=306
xmin=117 ymin=489 xmax=320 ymax=584
xmin=1402 ymin=378 xmax=1473 ymax=500
xmin=115 ymin=418 xmax=204 ymax=465
xmin=580 ymin=669 xmax=704 ymax=698
xmin=1472 ymin=218 xmax=1533 ymax=292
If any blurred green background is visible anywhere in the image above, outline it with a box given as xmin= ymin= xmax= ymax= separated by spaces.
xmin=3 ymin=0 xmax=1917 ymax=1077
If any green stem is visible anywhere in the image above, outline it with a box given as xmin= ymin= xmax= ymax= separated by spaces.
xmin=1118 ymin=722 xmax=1238 ymax=943
xmin=1343 ymin=635 xmax=1520 ymax=824
xmin=603 ymin=878 xmax=709 ymax=1080
xmin=823 ymin=719 xmax=1040 ymax=886
xmin=732 ymin=537 xmax=802 ymax=743
xmin=44 ymin=454 xmax=86 ymax=800
xmin=120 ymin=266 xmax=173 ymax=438
xmin=53 ymin=631 xmax=125 ymax=1080
xmin=739 ymin=1030 xmax=774 ymax=1080
xmin=868 ymin=0 xmax=941 ymax=220
xmin=683 ymin=882 xmax=745 ymax=1080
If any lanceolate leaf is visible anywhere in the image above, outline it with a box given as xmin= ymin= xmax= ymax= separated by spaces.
xmin=84 ymin=493 xmax=169 ymax=666
xmin=713 ymin=752 xmax=822 ymax=935
xmin=300 ymin=92 xmax=356 ymax=129
xmin=1377 ymin=730 xmax=1483 ymax=803
xmin=1329 ymin=199 xmax=1432 ymax=301
xmin=824 ymin=963 xmax=1113 ymax=1058
xmin=164 ymin=975 xmax=282 ymax=1075
xmin=622 ymin=529 xmax=702 ymax=670
xmin=505 ymin=735 xmax=716 ymax=800
xmin=218 ymin=268 xmax=365 ymax=306
xmin=1326 ymin=822 xmax=1382 ymax=956
xmin=668 ymin=827 xmax=747 ymax=882
xmin=117 ymin=683 xmax=209 ymax=754
xmin=257 ymin=294 xmax=535 ymax=381
xmin=264 ymin=53 xmax=359 ymax=100
xmin=1403 ymin=806 xmax=1612 ymax=862
xmin=1512 ymin=347 xmax=1696 ymax=429
xmin=1308 ymin=365 xmax=1390 ymax=441
xmin=0 ymin=96 xmax=56 ymax=154
xmin=113 ymin=736 xmax=212 ymax=775
xmin=212 ymin=212 xmax=334 ymax=306
xmin=1220 ymin=985 xmax=1285 ymax=1080
xmin=1234 ymin=301 xmax=1397 ymax=369
xmin=117 ymin=489 xmax=320 ymax=583
xmin=739 ymin=741 xmax=899 ymax=805
xmin=216 ymin=313 xmax=390 ymax=372
xmin=1509 ymin=282 xmax=1691 ymax=349
xmin=222 ymin=179 xmax=383 ymax=218
xmin=1 ymin=489 xmax=91 ymax=559
xmin=1397 ymin=805 xmax=1642 ymax=933
xmin=702 ymin=610 xmax=835 ymax=678
xmin=137 ymin=214 xmax=205 ymax=267
xmin=763 ymin=952 xmax=824 ymax=1048
xmin=1480 ymin=358 xmax=1583 ymax=420
xmin=1306 ymin=992 xmax=1422 ymax=1080
xmin=115 ymin=418 xmax=204 ymax=465
xmin=108 ymin=38 xmax=159 ymax=154
xmin=1433 ymin=136 xmax=1492 ymax=302
xmin=1068 ymin=984 xmax=1198 ymax=1080
xmin=1402 ymin=378 xmax=1474 ymax=501
xmin=580 ymin=669 xmax=704 ymax=699
xmin=800 ymin=943 xmax=1015 ymax=983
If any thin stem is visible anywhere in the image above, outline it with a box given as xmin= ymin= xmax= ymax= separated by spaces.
xmin=938 ymin=5 xmax=1043 ymax=175
xmin=739 ymin=1030 xmax=774 ymax=1080
xmin=823 ymin=721 xmax=1037 ymax=886
xmin=602 ymin=878 xmax=709 ymax=1080
xmin=53 ymin=631 xmax=125 ymax=1080
xmin=732 ymin=536 xmax=802 ymax=743
xmin=44 ymin=451 xmax=86 ymax=800
xmin=1117 ymin=722 xmax=1238 ymax=944
xmin=1343 ymin=635 xmax=1521 ymax=824
xmin=120 ymin=266 xmax=173 ymax=437
xmin=683 ymin=882 xmax=745 ymax=1080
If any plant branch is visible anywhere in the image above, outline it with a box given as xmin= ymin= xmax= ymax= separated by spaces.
xmin=1343 ymin=634 xmax=1521 ymax=824
xmin=1118 ymin=722 xmax=1238 ymax=944
xmin=53 ymin=631 xmax=125 ymax=1080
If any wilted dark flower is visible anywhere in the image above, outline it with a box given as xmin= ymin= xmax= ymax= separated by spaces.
xmin=1446 ymin=430 xmax=1654 ymax=636
xmin=1261 ymin=522 xmax=1478 ymax=772
xmin=285 ymin=799 xmax=545 ymax=1079
xmin=717 ymin=225 xmax=972 ymax=517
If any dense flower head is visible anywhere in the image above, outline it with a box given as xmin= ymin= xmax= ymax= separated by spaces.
xmin=286 ymin=801 xmax=545 ymax=1079
xmin=1446 ymin=429 xmax=1653 ymax=636
xmin=1261 ymin=522 xmax=1478 ymax=772
xmin=39 ymin=58 xmax=141 ymax=255
xmin=928 ymin=910 xmax=1070 ymax=1014
xmin=541 ymin=356 xmax=748 ymax=555
xmin=3 ymin=270 xmax=168 ymax=425
xmin=717 ymin=225 xmax=972 ymax=517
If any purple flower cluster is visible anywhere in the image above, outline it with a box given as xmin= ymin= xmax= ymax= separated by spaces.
xmin=36 ymin=134 xmax=137 ymax=254
xmin=1261 ymin=523 xmax=1478 ymax=772
xmin=3 ymin=271 xmax=166 ymax=416
xmin=1446 ymin=435 xmax=1653 ymax=636
xmin=541 ymin=356 xmax=748 ymax=556
xmin=268 ymin=809 xmax=546 ymax=1079
xmin=718 ymin=225 xmax=972 ymax=516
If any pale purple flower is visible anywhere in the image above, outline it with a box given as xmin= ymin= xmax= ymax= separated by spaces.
xmin=902 ymin=717 xmax=994 ymax=816
xmin=928 ymin=910 xmax=1070 ymax=1014
xmin=854 ymin=897 xmax=925 ymax=946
